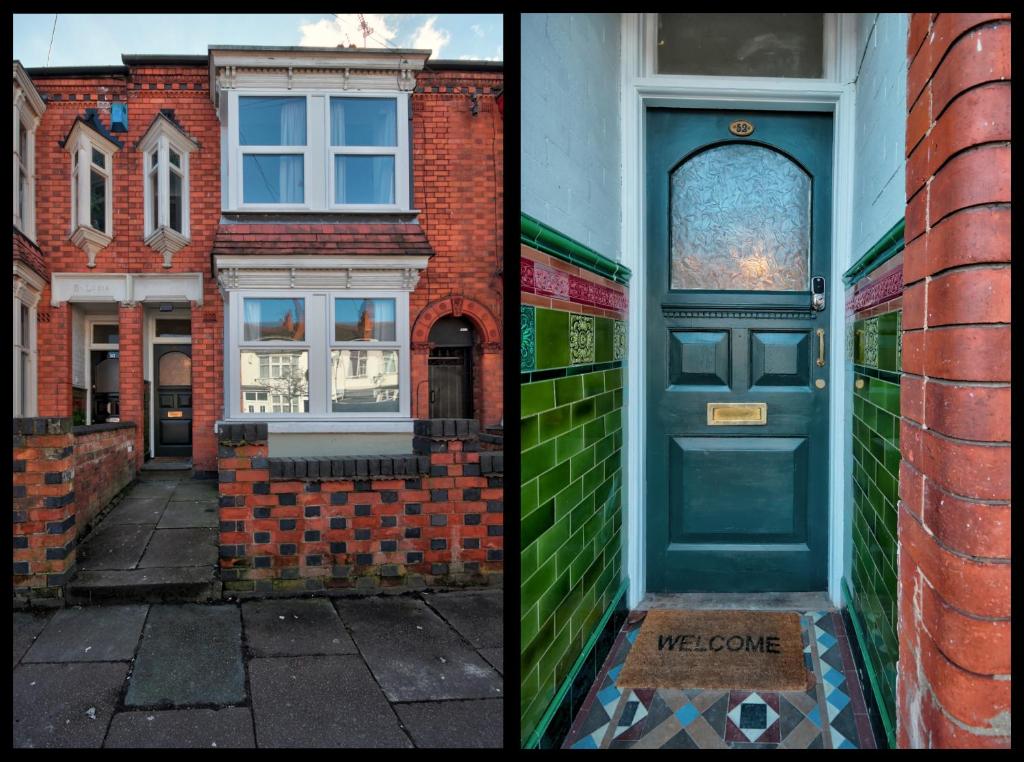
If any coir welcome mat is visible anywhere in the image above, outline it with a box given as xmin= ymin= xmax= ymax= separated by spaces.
xmin=616 ymin=609 xmax=810 ymax=691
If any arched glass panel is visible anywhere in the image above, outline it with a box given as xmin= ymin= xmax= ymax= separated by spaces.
xmin=94 ymin=358 xmax=119 ymax=393
xmin=670 ymin=144 xmax=811 ymax=291
xmin=159 ymin=352 xmax=192 ymax=386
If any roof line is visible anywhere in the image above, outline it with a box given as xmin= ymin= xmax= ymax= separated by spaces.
xmin=424 ymin=60 xmax=503 ymax=72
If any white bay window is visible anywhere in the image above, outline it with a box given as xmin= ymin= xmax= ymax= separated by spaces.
xmin=138 ymin=111 xmax=198 ymax=267
xmin=64 ymin=116 xmax=120 ymax=267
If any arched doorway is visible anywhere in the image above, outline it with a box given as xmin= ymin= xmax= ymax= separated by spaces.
xmin=428 ymin=316 xmax=474 ymax=419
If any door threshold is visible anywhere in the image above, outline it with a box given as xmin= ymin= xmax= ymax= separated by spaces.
xmin=639 ymin=591 xmax=836 ymax=612
xmin=142 ymin=457 xmax=193 ymax=472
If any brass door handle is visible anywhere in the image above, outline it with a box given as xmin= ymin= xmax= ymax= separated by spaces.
xmin=816 ymin=328 xmax=826 ymax=367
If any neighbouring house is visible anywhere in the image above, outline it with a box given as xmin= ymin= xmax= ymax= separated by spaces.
xmin=13 ymin=47 xmax=503 ymax=603
xmin=520 ymin=13 xmax=1009 ymax=749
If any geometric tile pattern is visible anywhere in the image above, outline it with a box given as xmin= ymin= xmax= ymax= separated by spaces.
xmin=563 ymin=610 xmax=879 ymax=750
xmin=569 ymin=314 xmax=595 ymax=365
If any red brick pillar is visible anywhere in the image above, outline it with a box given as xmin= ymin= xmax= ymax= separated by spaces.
xmin=118 ymin=303 xmax=145 ymax=470
xmin=480 ymin=343 xmax=503 ymax=426
xmin=898 ymin=12 xmax=1011 ymax=748
xmin=191 ymin=297 xmax=223 ymax=474
xmin=37 ymin=302 xmax=73 ymax=417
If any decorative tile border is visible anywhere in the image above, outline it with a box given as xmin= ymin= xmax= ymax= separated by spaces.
xmin=522 ymin=256 xmax=629 ymax=314
xmin=521 ymin=305 xmax=537 ymax=372
xmin=569 ymin=314 xmax=596 ymax=364
xmin=613 ymin=321 xmax=627 ymax=361
xmin=846 ymin=265 xmax=903 ymax=314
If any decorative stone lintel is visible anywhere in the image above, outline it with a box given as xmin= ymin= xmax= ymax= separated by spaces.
xmin=145 ymin=226 xmax=190 ymax=268
xmin=69 ymin=225 xmax=113 ymax=268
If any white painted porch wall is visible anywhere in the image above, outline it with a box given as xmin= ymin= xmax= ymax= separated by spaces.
xmin=851 ymin=13 xmax=908 ymax=260
xmin=521 ymin=13 xmax=622 ymax=260
xmin=71 ymin=306 xmax=85 ymax=389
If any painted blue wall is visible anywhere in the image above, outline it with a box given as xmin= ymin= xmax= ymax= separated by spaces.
xmin=851 ymin=13 xmax=908 ymax=258
xmin=521 ymin=13 xmax=622 ymax=261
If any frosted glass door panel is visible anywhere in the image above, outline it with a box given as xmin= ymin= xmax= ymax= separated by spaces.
xmin=670 ymin=144 xmax=810 ymax=291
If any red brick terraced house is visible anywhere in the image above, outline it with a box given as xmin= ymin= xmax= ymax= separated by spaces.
xmin=13 ymin=48 xmax=503 ymax=602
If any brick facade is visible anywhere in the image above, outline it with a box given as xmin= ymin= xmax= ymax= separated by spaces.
xmin=411 ymin=68 xmax=504 ymax=427
xmin=898 ymin=13 xmax=1010 ymax=749
xmin=216 ymin=419 xmax=503 ymax=594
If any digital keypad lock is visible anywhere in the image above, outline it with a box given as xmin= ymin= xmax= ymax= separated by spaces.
xmin=812 ymin=276 xmax=825 ymax=311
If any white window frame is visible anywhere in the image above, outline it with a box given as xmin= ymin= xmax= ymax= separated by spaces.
xmin=84 ymin=317 xmax=121 ymax=426
xmin=225 ymin=289 xmax=410 ymax=421
xmin=13 ymin=285 xmax=40 ymax=418
xmin=225 ymin=90 xmax=410 ymax=213
xmin=326 ymin=93 xmax=407 ymax=212
xmin=14 ymin=112 xmax=35 ymax=239
xmin=139 ymin=127 xmax=194 ymax=240
xmin=70 ymin=132 xmax=115 ymax=237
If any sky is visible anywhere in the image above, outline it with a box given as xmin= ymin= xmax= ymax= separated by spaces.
xmin=13 ymin=14 xmax=503 ymax=68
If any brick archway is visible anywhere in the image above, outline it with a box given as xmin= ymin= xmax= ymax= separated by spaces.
xmin=411 ymin=297 xmax=502 ymax=426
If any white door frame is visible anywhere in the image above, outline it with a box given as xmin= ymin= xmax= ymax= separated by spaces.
xmin=620 ymin=13 xmax=859 ymax=608
xmin=146 ymin=305 xmax=193 ymax=459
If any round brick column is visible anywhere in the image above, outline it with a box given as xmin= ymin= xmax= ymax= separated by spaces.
xmin=898 ymin=12 xmax=1010 ymax=748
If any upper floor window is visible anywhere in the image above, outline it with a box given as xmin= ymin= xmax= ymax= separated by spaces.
xmin=64 ymin=114 xmax=121 ymax=265
xmin=13 ymin=62 xmax=45 ymax=241
xmin=226 ymin=91 xmax=409 ymax=213
xmin=139 ymin=111 xmax=198 ymax=240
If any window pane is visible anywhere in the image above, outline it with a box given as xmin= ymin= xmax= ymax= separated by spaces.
xmin=20 ymin=304 xmax=30 ymax=347
xmin=20 ymin=350 xmax=29 ymax=416
xmin=151 ymin=150 xmax=159 ymax=169
xmin=240 ymin=350 xmax=308 ymax=413
xmin=334 ymin=155 xmax=394 ymax=205
xmin=331 ymin=349 xmax=399 ymax=412
xmin=238 ymin=96 xmax=306 ymax=146
xmin=243 ymin=155 xmax=304 ymax=204
xmin=19 ymin=121 xmax=28 ymax=160
xmin=90 ymin=170 xmax=106 ymax=231
xmin=92 ymin=324 xmax=119 ymax=344
xmin=330 ymin=97 xmax=397 ymax=146
xmin=169 ymin=170 xmax=183 ymax=232
xmin=334 ymin=298 xmax=396 ymax=342
xmin=156 ymin=319 xmax=191 ymax=337
xmin=92 ymin=148 xmax=105 ymax=168
xmin=19 ymin=171 xmax=28 ymax=227
xmin=150 ymin=170 xmax=159 ymax=228
xmin=671 ymin=144 xmax=810 ymax=291
xmin=169 ymin=149 xmax=181 ymax=168
xmin=243 ymin=298 xmax=305 ymax=341
xmin=158 ymin=351 xmax=192 ymax=386
xmin=94 ymin=357 xmax=119 ymax=393
xmin=657 ymin=13 xmax=824 ymax=78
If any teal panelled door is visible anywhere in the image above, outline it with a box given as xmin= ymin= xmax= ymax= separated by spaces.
xmin=645 ymin=109 xmax=833 ymax=592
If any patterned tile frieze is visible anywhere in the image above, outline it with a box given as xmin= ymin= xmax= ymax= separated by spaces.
xmin=845 ymin=266 xmax=903 ymax=314
xmin=570 ymin=314 xmax=596 ymax=365
xmin=521 ymin=306 xmax=537 ymax=372
xmin=613 ymin=321 xmax=627 ymax=361
xmin=522 ymin=256 xmax=629 ymax=313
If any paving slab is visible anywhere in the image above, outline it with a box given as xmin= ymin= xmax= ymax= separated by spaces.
xmin=13 ymin=662 xmax=129 ymax=748
xmin=394 ymin=698 xmax=504 ymax=748
xmin=137 ymin=470 xmax=193 ymax=482
xmin=101 ymin=497 xmax=169 ymax=525
xmin=249 ymin=655 xmax=412 ymax=747
xmin=171 ymin=481 xmax=220 ymax=501
xmin=13 ymin=610 xmax=55 ymax=666
xmin=104 ymin=708 xmax=256 ymax=748
xmin=242 ymin=598 xmax=357 ymax=656
xmin=157 ymin=500 xmax=219 ymax=529
xmin=125 ymin=604 xmax=245 ymax=708
xmin=423 ymin=589 xmax=503 ymax=648
xmin=137 ymin=528 xmax=218 ymax=568
xmin=77 ymin=523 xmax=154 ymax=571
xmin=126 ymin=480 xmax=178 ymax=497
xmin=477 ymin=647 xmax=503 ymax=675
xmin=23 ymin=605 xmax=148 ymax=663
xmin=335 ymin=597 xmax=503 ymax=702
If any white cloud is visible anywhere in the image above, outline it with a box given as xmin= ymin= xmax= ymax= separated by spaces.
xmin=410 ymin=16 xmax=450 ymax=57
xmin=298 ymin=14 xmax=397 ymax=48
xmin=470 ymin=23 xmax=485 ymax=38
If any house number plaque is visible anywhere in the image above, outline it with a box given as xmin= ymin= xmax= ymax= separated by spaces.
xmin=729 ymin=119 xmax=755 ymax=137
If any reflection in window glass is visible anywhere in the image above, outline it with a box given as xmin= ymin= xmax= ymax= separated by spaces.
xmin=92 ymin=148 xmax=105 ymax=168
xmin=90 ymin=170 xmax=105 ymax=230
xmin=334 ymin=298 xmax=396 ymax=342
xmin=334 ymin=155 xmax=394 ymax=205
xmin=330 ymin=98 xmax=397 ymax=146
xmin=240 ymin=350 xmax=308 ymax=413
xmin=243 ymin=155 xmax=304 ymax=204
xmin=238 ymin=96 xmax=306 ymax=146
xmin=159 ymin=352 xmax=192 ymax=386
xmin=92 ymin=325 xmax=119 ymax=344
xmin=243 ymin=298 xmax=305 ymax=341
xmin=671 ymin=144 xmax=810 ymax=291
xmin=169 ymin=171 xmax=183 ymax=232
xmin=657 ymin=13 xmax=824 ymax=78
xmin=156 ymin=319 xmax=191 ymax=338
xmin=330 ymin=349 xmax=399 ymax=412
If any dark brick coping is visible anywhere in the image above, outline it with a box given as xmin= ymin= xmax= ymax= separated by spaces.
xmin=13 ymin=417 xmax=73 ymax=435
xmin=265 ymin=451 xmax=503 ymax=480
xmin=72 ymin=422 xmax=136 ymax=436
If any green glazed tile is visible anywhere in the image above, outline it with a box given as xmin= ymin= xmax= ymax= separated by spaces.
xmin=877 ymin=312 xmax=899 ymax=372
xmin=521 ymin=540 xmax=538 ymax=581
xmin=521 ymin=440 xmax=556 ymax=484
xmin=570 ymin=446 xmax=595 ymax=481
xmin=582 ymin=370 xmax=604 ymax=398
xmin=582 ymin=462 xmax=605 ymax=498
xmin=522 ymin=477 xmax=538 ymax=515
xmin=595 ymin=317 xmax=613 ymax=363
xmin=535 ymin=308 xmax=570 ymax=369
xmin=555 ymin=426 xmax=585 ymax=463
xmin=594 ymin=390 xmax=614 ymax=417
xmin=539 ymin=404 xmax=573 ymax=443
xmin=538 ymin=460 xmax=571 ymax=505
xmin=571 ymin=397 xmax=596 ymax=427
xmin=522 ymin=380 xmax=554 ymax=417
xmin=522 ymin=556 xmax=556 ymax=611
xmin=522 ymin=499 xmax=555 ymax=550
xmin=605 ymin=367 xmax=623 ymax=391
xmin=537 ymin=514 xmax=571 ymax=562
xmin=521 ymin=305 xmax=536 ymax=372
xmin=569 ymin=314 xmax=595 ymax=365
xmin=554 ymin=375 xmax=583 ymax=407
xmin=554 ymin=478 xmax=584 ymax=521
xmin=521 ymin=415 xmax=539 ymax=450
